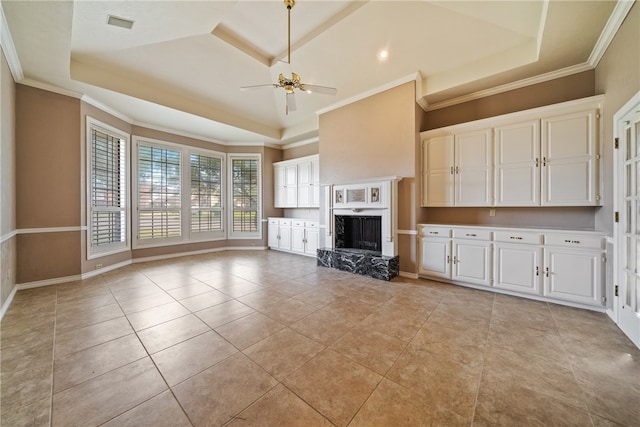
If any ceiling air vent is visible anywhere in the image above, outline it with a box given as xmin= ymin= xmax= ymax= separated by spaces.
xmin=107 ymin=15 xmax=134 ymax=30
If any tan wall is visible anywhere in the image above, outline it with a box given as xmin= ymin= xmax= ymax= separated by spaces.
xmin=423 ymin=70 xmax=596 ymax=131
xmin=319 ymin=82 xmax=417 ymax=273
xmin=1 ymin=47 xmax=17 ymax=307
xmin=15 ymin=85 xmax=82 ymax=283
xmin=595 ymin=2 xmax=640 ymax=234
xmin=420 ymin=71 xmax=599 ymax=230
xmin=283 ymin=141 xmax=318 ymax=160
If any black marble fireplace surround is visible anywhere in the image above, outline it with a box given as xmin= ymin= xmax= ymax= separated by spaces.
xmin=317 ymin=215 xmax=399 ymax=281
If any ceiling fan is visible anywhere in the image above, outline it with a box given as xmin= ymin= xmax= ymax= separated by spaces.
xmin=240 ymin=0 xmax=337 ymax=114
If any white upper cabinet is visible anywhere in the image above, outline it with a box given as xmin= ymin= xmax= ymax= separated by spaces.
xmin=494 ymin=120 xmax=540 ymax=206
xmin=421 ymin=96 xmax=603 ymax=208
xmin=422 ymin=136 xmax=455 ymax=206
xmin=455 ymin=129 xmax=493 ymax=206
xmin=541 ymin=109 xmax=599 ymax=206
xmin=274 ymin=155 xmax=319 ymax=208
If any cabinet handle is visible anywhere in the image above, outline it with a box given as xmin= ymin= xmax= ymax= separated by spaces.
xmin=450 ymin=166 xmax=454 ymax=175
xmin=564 ymin=239 xmax=581 ymax=244
xmin=535 ymin=158 xmax=539 ymax=168
xmin=545 ymin=267 xmax=550 ymax=277
xmin=453 ymin=256 xmax=458 ymax=264
xmin=429 ymin=231 xmax=439 ymax=235
xmin=543 ymin=157 xmax=547 ymax=166
xmin=455 ymin=166 xmax=460 ymax=174
xmin=536 ymin=266 xmax=539 ymax=276
xmin=447 ymin=255 xmax=450 ymax=264
xmin=509 ymin=236 xmax=523 ymax=240
xmin=466 ymin=233 xmax=477 ymax=237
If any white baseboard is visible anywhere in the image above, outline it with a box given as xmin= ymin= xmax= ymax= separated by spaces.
xmin=0 ymin=285 xmax=18 ymax=321
xmin=132 ymin=245 xmax=267 ymax=264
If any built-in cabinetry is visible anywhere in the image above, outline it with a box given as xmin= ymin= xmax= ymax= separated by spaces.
xmin=421 ymin=96 xmax=603 ymax=207
xmin=418 ymin=224 xmax=605 ymax=309
xmin=268 ymin=217 xmax=318 ymax=257
xmin=273 ymin=155 xmax=319 ymax=208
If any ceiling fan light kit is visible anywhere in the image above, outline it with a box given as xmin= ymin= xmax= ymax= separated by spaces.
xmin=240 ymin=0 xmax=337 ymax=114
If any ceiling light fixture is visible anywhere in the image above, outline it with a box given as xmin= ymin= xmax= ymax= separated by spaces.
xmin=377 ymin=49 xmax=389 ymax=61
xmin=240 ymin=0 xmax=337 ymax=115
xmin=107 ymin=15 xmax=134 ymax=30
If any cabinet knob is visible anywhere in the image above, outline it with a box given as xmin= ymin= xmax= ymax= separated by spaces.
xmin=466 ymin=233 xmax=477 ymax=237
xmin=510 ymin=236 xmax=523 ymax=240
xmin=450 ymin=166 xmax=454 ymax=175
xmin=545 ymin=267 xmax=550 ymax=277
xmin=447 ymin=255 xmax=450 ymax=264
xmin=536 ymin=266 xmax=539 ymax=276
xmin=429 ymin=231 xmax=439 ymax=235
xmin=543 ymin=157 xmax=547 ymax=166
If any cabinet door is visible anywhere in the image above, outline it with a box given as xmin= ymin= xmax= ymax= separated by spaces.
xmin=494 ymin=243 xmax=543 ymax=294
xmin=279 ymin=225 xmax=292 ymax=251
xmin=543 ymin=247 xmax=602 ymax=306
xmin=452 ymin=240 xmax=492 ymax=286
xmin=494 ymin=120 xmax=540 ymax=206
xmin=455 ymin=129 xmax=493 ymax=206
xmin=291 ymin=227 xmax=305 ymax=253
xmin=304 ymin=227 xmax=319 ymax=256
xmin=418 ymin=237 xmax=451 ymax=279
xmin=267 ymin=220 xmax=280 ymax=249
xmin=284 ymin=164 xmax=298 ymax=207
xmin=541 ymin=109 xmax=599 ymax=206
xmin=311 ymin=158 xmax=320 ymax=208
xmin=422 ymin=136 xmax=455 ymax=206
xmin=273 ymin=165 xmax=287 ymax=208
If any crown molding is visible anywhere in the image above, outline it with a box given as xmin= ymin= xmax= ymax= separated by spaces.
xmin=18 ymin=78 xmax=83 ymax=99
xmin=0 ymin=3 xmax=23 ymax=81
xmin=81 ymin=94 xmax=134 ymax=123
xmin=316 ymin=72 xmax=421 ymax=116
xmin=588 ymin=0 xmax=636 ymax=67
xmin=282 ymin=136 xmax=319 ymax=150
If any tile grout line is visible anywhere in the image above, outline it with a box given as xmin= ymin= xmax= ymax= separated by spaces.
xmin=468 ymin=292 xmax=496 ymax=426
xmin=48 ymin=283 xmax=59 ymax=427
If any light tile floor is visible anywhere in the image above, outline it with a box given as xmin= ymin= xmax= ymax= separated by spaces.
xmin=1 ymin=250 xmax=639 ymax=426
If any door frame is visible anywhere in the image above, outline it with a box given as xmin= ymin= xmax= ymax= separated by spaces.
xmin=612 ymin=90 xmax=640 ymax=348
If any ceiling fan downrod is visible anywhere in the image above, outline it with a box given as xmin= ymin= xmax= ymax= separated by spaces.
xmin=284 ymin=0 xmax=295 ymax=64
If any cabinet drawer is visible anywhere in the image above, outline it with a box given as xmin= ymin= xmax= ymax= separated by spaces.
xmin=269 ymin=218 xmax=280 ymax=225
xmin=494 ymin=230 xmax=543 ymax=245
xmin=279 ymin=219 xmax=292 ymax=226
xmin=452 ymin=228 xmax=492 ymax=240
xmin=419 ymin=225 xmax=451 ymax=238
xmin=292 ymin=220 xmax=305 ymax=227
xmin=305 ymin=221 xmax=318 ymax=228
xmin=544 ymin=233 xmax=604 ymax=250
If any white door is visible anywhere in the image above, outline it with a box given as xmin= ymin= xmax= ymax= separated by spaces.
xmin=543 ymin=247 xmax=602 ymax=306
xmin=284 ymin=164 xmax=298 ymax=207
xmin=452 ymin=239 xmax=492 ymax=286
xmin=494 ymin=243 xmax=542 ymax=294
xmin=273 ymin=165 xmax=287 ymax=208
xmin=305 ymin=227 xmax=319 ymax=256
xmin=291 ymin=227 xmax=305 ymax=253
xmin=494 ymin=120 xmax=540 ymax=206
xmin=455 ymin=129 xmax=493 ymax=206
xmin=541 ymin=110 xmax=599 ymax=206
xmin=418 ymin=237 xmax=451 ymax=278
xmin=279 ymin=225 xmax=292 ymax=251
xmin=616 ymin=95 xmax=640 ymax=348
xmin=297 ymin=161 xmax=312 ymax=207
xmin=423 ymin=136 xmax=455 ymax=206
xmin=267 ymin=220 xmax=279 ymax=248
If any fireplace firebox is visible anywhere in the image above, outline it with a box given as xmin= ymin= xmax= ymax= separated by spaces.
xmin=335 ymin=215 xmax=382 ymax=253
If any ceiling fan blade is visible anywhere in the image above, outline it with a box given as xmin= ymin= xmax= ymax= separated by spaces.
xmin=286 ymin=92 xmax=297 ymax=113
xmin=300 ymin=84 xmax=337 ymax=96
xmin=240 ymin=84 xmax=278 ymax=91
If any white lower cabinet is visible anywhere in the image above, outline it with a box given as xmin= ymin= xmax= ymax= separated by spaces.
xmin=419 ymin=224 xmax=606 ymax=309
xmin=452 ymin=239 xmax=492 ymax=286
xmin=269 ymin=218 xmax=318 ymax=258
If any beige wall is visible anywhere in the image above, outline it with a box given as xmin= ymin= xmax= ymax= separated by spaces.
xmin=15 ymin=85 xmax=82 ymax=284
xmin=319 ymin=82 xmax=418 ymax=273
xmin=1 ymin=47 xmax=17 ymax=307
xmin=283 ymin=141 xmax=318 ymax=160
xmin=595 ymin=2 xmax=640 ymax=234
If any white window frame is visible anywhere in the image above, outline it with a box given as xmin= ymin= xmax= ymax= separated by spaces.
xmin=86 ymin=117 xmax=130 ymax=259
xmin=187 ymin=147 xmax=226 ymax=241
xmin=227 ymin=153 xmax=262 ymax=240
xmin=133 ymin=136 xmax=227 ymax=248
xmin=133 ymin=137 xmax=184 ymax=248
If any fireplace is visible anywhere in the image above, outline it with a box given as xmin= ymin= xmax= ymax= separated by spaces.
xmin=317 ymin=177 xmax=401 ymax=281
xmin=335 ymin=215 xmax=382 ymax=254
